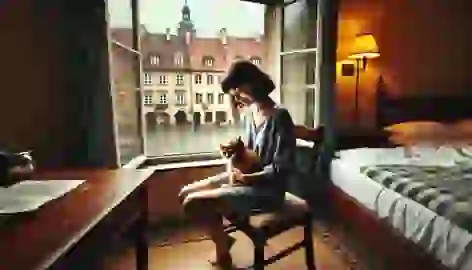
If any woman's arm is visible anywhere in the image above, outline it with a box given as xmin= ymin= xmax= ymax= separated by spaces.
xmin=240 ymin=109 xmax=296 ymax=184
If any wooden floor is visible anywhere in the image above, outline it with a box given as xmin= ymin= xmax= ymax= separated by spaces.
xmin=100 ymin=223 xmax=367 ymax=270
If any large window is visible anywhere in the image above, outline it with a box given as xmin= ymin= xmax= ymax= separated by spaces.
xmin=110 ymin=0 xmax=266 ymax=159
xmin=108 ymin=0 xmax=143 ymax=165
xmin=280 ymin=0 xmax=318 ymax=127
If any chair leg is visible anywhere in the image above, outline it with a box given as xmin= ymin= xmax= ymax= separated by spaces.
xmin=304 ymin=218 xmax=316 ymax=270
xmin=253 ymin=240 xmax=265 ymax=270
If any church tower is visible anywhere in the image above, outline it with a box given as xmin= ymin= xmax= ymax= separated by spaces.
xmin=177 ymin=0 xmax=196 ymax=39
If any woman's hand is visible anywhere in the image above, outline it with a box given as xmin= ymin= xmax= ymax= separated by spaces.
xmin=231 ymin=168 xmax=246 ymax=186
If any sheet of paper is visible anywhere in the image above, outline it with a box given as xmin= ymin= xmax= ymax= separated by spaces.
xmin=0 ymin=180 xmax=84 ymax=214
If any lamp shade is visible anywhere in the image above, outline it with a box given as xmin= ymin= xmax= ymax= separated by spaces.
xmin=348 ymin=34 xmax=380 ymax=59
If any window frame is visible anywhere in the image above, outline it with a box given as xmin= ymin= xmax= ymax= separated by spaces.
xmin=174 ymin=52 xmax=183 ymax=66
xmin=195 ymin=93 xmax=203 ymax=104
xmin=159 ymin=75 xmax=168 ymax=85
xmin=159 ymin=93 xmax=168 ymax=104
xmin=107 ymin=0 xmax=147 ymax=166
xmin=150 ymin=55 xmax=160 ymax=65
xmin=207 ymin=93 xmax=214 ymax=104
xmin=143 ymin=94 xmax=153 ymax=105
xmin=218 ymin=93 xmax=225 ymax=104
xmin=195 ymin=74 xmax=203 ymax=84
xmin=176 ymin=73 xmax=184 ymax=85
xmin=207 ymin=74 xmax=214 ymax=85
xmin=175 ymin=91 xmax=185 ymax=105
xmin=279 ymin=0 xmax=318 ymax=127
xmin=143 ymin=72 xmax=152 ymax=85
xmin=250 ymin=56 xmax=262 ymax=65
xmin=203 ymin=56 xmax=214 ymax=67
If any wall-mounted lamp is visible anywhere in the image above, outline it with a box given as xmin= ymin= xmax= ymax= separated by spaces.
xmin=347 ymin=33 xmax=380 ymax=128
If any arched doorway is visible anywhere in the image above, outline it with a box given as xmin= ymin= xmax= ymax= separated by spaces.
xmin=174 ymin=110 xmax=187 ymax=125
xmin=156 ymin=112 xmax=170 ymax=125
xmin=215 ymin=111 xmax=227 ymax=124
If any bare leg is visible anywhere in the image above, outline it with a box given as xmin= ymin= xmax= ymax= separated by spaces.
xmin=183 ymin=191 xmax=235 ymax=268
xmin=178 ymin=173 xmax=227 ymax=203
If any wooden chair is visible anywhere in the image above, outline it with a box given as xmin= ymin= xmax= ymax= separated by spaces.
xmin=223 ymin=125 xmax=323 ymax=270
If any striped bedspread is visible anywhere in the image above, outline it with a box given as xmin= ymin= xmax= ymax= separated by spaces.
xmin=361 ymin=164 xmax=472 ymax=232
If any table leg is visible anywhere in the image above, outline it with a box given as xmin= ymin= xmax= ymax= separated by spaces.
xmin=135 ymin=185 xmax=149 ymax=270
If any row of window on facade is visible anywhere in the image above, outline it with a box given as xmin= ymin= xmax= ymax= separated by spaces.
xmin=148 ymin=54 xmax=261 ymax=67
xmin=143 ymin=73 xmax=221 ymax=85
xmin=144 ymin=92 xmax=225 ymax=106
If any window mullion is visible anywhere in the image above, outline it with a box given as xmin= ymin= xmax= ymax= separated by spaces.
xmin=131 ymin=0 xmax=146 ymax=158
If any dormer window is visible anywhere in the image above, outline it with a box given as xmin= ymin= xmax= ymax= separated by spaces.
xmin=174 ymin=52 xmax=184 ymax=66
xmin=150 ymin=55 xmax=160 ymax=65
xmin=203 ymin=56 xmax=214 ymax=67
xmin=250 ymin=57 xmax=261 ymax=65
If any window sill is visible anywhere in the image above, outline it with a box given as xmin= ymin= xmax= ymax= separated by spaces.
xmin=124 ymin=141 xmax=315 ymax=170
xmin=147 ymin=159 xmax=226 ymax=171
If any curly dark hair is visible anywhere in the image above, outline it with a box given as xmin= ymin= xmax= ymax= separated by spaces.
xmin=220 ymin=60 xmax=275 ymax=102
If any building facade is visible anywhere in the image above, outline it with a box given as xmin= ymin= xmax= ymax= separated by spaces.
xmin=140 ymin=2 xmax=265 ymax=126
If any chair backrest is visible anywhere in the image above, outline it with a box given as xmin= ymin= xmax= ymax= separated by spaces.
xmin=294 ymin=125 xmax=323 ymax=143
xmin=288 ymin=125 xmax=324 ymax=205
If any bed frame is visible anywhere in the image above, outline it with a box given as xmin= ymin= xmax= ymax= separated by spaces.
xmin=329 ymin=83 xmax=472 ymax=269
xmin=376 ymin=82 xmax=472 ymax=127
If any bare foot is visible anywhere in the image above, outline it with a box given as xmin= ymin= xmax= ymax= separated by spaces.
xmin=209 ymin=235 xmax=236 ymax=268
xmin=210 ymin=253 xmax=233 ymax=269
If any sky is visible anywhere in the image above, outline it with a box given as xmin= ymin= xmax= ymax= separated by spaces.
xmin=108 ymin=0 xmax=265 ymax=37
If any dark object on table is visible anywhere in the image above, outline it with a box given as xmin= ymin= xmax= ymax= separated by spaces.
xmin=0 ymin=150 xmax=35 ymax=187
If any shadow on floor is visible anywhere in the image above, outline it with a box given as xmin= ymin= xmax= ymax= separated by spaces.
xmin=100 ymin=220 xmax=387 ymax=270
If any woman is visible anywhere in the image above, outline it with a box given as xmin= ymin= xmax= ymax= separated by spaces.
xmin=178 ymin=60 xmax=296 ymax=269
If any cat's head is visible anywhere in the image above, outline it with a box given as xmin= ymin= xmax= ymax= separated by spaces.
xmin=0 ymin=151 xmax=34 ymax=185
xmin=219 ymin=136 xmax=245 ymax=159
xmin=1 ymin=151 xmax=32 ymax=167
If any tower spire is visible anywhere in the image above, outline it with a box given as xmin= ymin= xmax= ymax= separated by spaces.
xmin=178 ymin=0 xmax=195 ymax=36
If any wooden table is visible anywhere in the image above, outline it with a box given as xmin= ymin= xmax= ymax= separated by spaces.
xmin=0 ymin=168 xmax=155 ymax=270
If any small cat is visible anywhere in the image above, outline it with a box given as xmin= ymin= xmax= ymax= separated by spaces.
xmin=0 ymin=151 xmax=34 ymax=186
xmin=219 ymin=136 xmax=262 ymax=185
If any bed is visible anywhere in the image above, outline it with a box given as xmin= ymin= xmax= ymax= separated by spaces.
xmin=329 ymin=88 xmax=472 ymax=269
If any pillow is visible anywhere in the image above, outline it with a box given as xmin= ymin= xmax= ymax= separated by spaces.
xmin=384 ymin=121 xmax=449 ymax=146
